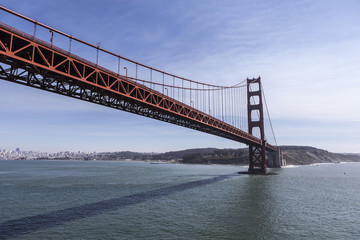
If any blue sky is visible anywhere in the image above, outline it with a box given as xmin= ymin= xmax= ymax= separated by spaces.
xmin=1 ymin=0 xmax=360 ymax=153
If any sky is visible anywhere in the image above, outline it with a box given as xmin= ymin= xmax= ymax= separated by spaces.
xmin=1 ymin=0 xmax=360 ymax=153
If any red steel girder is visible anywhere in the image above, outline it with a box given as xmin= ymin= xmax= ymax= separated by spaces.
xmin=0 ymin=22 xmax=277 ymax=151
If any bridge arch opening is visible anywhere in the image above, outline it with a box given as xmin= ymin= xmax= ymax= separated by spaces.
xmin=249 ymin=95 xmax=260 ymax=105
xmin=249 ymin=82 xmax=259 ymax=92
xmin=250 ymin=109 xmax=260 ymax=122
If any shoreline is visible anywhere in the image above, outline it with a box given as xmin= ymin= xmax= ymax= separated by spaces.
xmin=2 ymin=146 xmax=360 ymax=166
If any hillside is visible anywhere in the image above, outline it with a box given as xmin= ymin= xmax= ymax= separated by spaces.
xmin=94 ymin=146 xmax=360 ymax=166
xmin=280 ymin=146 xmax=360 ymax=165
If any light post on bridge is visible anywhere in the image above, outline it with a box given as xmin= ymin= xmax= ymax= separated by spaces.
xmin=123 ymin=67 xmax=129 ymax=93
xmin=96 ymin=42 xmax=101 ymax=66
xmin=49 ymin=30 xmax=54 ymax=48
xmin=123 ymin=67 xmax=128 ymax=80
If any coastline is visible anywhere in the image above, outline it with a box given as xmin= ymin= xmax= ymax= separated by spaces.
xmin=1 ymin=146 xmax=359 ymax=166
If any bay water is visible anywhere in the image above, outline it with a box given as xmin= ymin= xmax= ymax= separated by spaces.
xmin=1 ymin=160 xmax=360 ymax=239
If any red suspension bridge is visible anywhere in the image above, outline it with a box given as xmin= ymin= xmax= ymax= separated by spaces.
xmin=0 ymin=6 xmax=283 ymax=174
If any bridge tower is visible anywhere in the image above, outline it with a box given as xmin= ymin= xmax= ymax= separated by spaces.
xmin=247 ymin=77 xmax=268 ymax=174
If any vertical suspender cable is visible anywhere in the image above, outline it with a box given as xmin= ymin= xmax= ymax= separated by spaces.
xmin=232 ymin=87 xmax=234 ymax=125
xmin=190 ymin=81 xmax=192 ymax=106
xmin=150 ymin=69 xmax=153 ymax=89
xmin=222 ymin=88 xmax=224 ymax=121
xmin=173 ymin=77 xmax=175 ymax=99
xmin=197 ymin=84 xmax=199 ymax=111
xmin=162 ymin=73 xmax=165 ymax=94
xmin=208 ymin=85 xmax=210 ymax=115
xmin=182 ymin=78 xmax=184 ymax=103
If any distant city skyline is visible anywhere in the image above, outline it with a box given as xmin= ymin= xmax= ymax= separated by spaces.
xmin=1 ymin=0 xmax=360 ymax=153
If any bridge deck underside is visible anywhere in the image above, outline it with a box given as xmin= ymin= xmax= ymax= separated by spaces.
xmin=0 ymin=23 xmax=277 ymax=151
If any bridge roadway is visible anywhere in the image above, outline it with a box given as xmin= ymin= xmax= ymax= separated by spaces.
xmin=0 ymin=21 xmax=277 ymax=152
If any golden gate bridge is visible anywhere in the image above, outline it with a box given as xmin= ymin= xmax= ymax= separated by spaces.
xmin=0 ymin=6 xmax=283 ymax=174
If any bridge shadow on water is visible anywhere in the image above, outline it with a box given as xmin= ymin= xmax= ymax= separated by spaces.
xmin=0 ymin=174 xmax=236 ymax=239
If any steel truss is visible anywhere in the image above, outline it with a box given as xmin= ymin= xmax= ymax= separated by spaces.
xmin=0 ymin=23 xmax=277 ymax=151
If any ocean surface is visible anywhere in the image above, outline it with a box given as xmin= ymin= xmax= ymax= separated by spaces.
xmin=1 ymin=160 xmax=360 ymax=240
